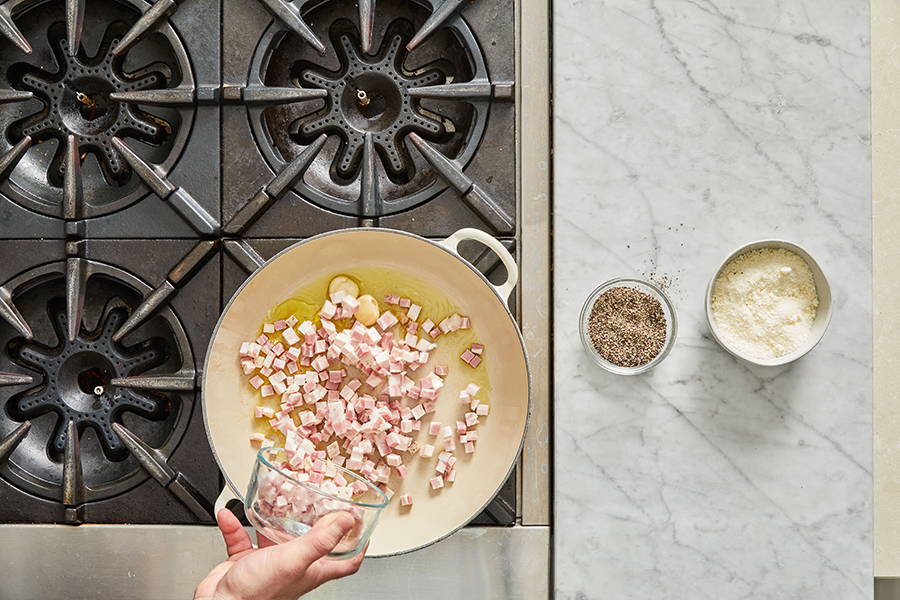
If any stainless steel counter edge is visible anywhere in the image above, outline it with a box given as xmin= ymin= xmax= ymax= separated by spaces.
xmin=0 ymin=524 xmax=550 ymax=599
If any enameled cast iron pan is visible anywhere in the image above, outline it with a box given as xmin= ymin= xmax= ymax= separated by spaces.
xmin=203 ymin=228 xmax=530 ymax=556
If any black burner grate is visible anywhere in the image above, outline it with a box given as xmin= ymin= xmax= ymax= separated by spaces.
xmin=11 ymin=23 xmax=170 ymax=184
xmin=250 ymin=0 xmax=490 ymax=218
xmin=295 ymin=19 xmax=445 ymax=184
xmin=10 ymin=301 xmax=165 ymax=459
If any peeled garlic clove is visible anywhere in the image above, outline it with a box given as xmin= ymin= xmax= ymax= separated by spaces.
xmin=355 ymin=294 xmax=380 ymax=326
xmin=328 ymin=275 xmax=359 ymax=299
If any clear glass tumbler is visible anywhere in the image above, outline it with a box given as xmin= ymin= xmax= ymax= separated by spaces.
xmin=244 ymin=447 xmax=389 ymax=559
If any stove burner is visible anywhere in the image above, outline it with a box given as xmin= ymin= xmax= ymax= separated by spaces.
xmin=10 ymin=25 xmax=169 ymax=185
xmin=294 ymin=21 xmax=444 ymax=182
xmin=0 ymin=260 xmax=194 ymax=503
xmin=10 ymin=301 xmax=164 ymax=460
xmin=251 ymin=0 xmax=489 ymax=217
xmin=0 ymin=0 xmax=196 ymax=219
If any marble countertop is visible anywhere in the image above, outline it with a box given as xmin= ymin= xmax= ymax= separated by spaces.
xmin=552 ymin=1 xmax=871 ymax=597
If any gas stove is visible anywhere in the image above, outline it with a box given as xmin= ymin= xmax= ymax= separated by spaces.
xmin=0 ymin=0 xmax=550 ymax=597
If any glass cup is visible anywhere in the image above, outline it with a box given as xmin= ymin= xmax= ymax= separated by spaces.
xmin=579 ymin=277 xmax=678 ymax=375
xmin=244 ymin=447 xmax=389 ymax=559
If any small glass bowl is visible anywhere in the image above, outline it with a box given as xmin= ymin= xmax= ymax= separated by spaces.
xmin=245 ymin=447 xmax=389 ymax=559
xmin=579 ymin=277 xmax=678 ymax=375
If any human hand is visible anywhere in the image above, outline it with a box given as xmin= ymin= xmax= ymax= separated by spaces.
xmin=194 ymin=509 xmax=365 ymax=600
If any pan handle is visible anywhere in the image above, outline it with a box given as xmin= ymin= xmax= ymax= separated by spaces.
xmin=214 ymin=484 xmax=241 ymax=515
xmin=440 ymin=228 xmax=519 ymax=306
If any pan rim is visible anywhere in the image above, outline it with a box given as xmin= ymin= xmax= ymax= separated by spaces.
xmin=202 ymin=227 xmax=533 ymax=557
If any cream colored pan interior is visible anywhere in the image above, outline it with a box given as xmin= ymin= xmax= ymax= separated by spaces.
xmin=203 ymin=228 xmax=530 ymax=556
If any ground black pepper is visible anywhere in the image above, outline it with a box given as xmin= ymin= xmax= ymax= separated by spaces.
xmin=587 ymin=286 xmax=667 ymax=367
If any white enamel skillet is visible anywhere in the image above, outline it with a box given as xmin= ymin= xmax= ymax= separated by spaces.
xmin=202 ymin=228 xmax=531 ymax=556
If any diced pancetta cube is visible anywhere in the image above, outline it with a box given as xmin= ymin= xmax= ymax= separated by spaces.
xmin=400 ymin=494 xmax=413 ymax=506
xmin=249 ymin=375 xmax=265 ymax=389
xmin=263 ymin=323 xmax=275 ymax=334
xmin=416 ymin=338 xmax=436 ymax=352
xmin=464 ymin=441 xmax=475 ymax=454
xmin=456 ymin=420 xmax=467 ymax=434
xmin=461 ymin=349 xmax=476 ymax=364
xmin=430 ymin=476 xmax=444 ymax=490
xmin=476 ymin=404 xmax=490 ymax=416
xmin=407 ymin=304 xmax=421 ymax=320
xmin=400 ymin=419 xmax=413 ymax=433
xmin=384 ymin=294 xmax=400 ymax=305
xmin=376 ymin=311 xmax=399 ymax=330
xmin=311 ymin=356 xmax=330 ymax=371
xmin=411 ymin=404 xmax=426 ymax=420
xmin=330 ymin=289 xmax=347 ymax=304
xmin=385 ymin=453 xmax=402 ymax=467
xmin=335 ymin=290 xmax=357 ymax=308
xmin=441 ymin=425 xmax=453 ymax=439
xmin=282 ymin=327 xmax=300 ymax=346
xmin=434 ymin=364 xmax=448 ymax=377
xmin=249 ymin=432 xmax=267 ymax=444
xmin=470 ymin=342 xmax=484 ymax=355
xmin=465 ymin=412 xmax=479 ymax=427
xmin=420 ymin=444 xmax=435 ymax=458
xmin=428 ymin=421 xmax=441 ymax=436
xmin=466 ymin=430 xmax=479 ymax=441
xmin=399 ymin=297 xmax=411 ymax=308
xmin=260 ymin=385 xmax=275 ymax=398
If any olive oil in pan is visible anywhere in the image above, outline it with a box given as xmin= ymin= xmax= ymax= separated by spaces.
xmin=252 ymin=268 xmax=492 ymax=442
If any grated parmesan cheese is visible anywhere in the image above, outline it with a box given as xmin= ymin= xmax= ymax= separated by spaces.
xmin=710 ymin=248 xmax=818 ymax=359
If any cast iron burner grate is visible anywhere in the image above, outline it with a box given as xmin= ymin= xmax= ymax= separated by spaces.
xmin=0 ymin=260 xmax=197 ymax=509
xmin=10 ymin=22 xmax=170 ymax=185
xmin=294 ymin=19 xmax=446 ymax=183
xmin=9 ymin=300 xmax=165 ymax=460
xmin=250 ymin=0 xmax=493 ymax=219
xmin=0 ymin=0 xmax=197 ymax=220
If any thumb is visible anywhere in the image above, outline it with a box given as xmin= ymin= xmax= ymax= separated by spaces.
xmin=279 ymin=511 xmax=357 ymax=574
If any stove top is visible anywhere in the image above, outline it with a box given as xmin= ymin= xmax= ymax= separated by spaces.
xmin=0 ymin=0 xmax=532 ymax=530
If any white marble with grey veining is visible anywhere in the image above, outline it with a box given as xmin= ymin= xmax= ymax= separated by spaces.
xmin=553 ymin=1 xmax=871 ymax=598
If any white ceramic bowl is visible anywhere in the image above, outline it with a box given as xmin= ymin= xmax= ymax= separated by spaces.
xmin=705 ymin=240 xmax=832 ymax=366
